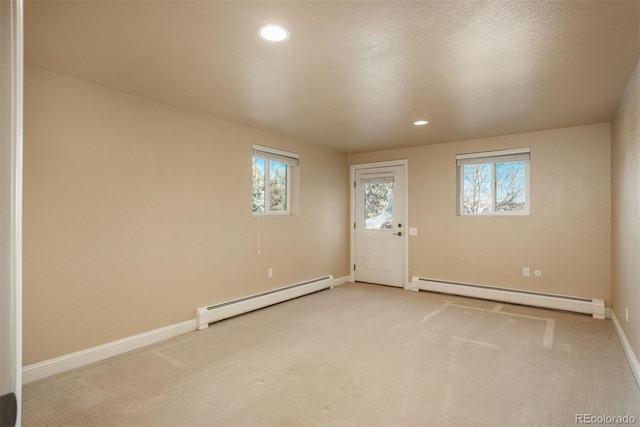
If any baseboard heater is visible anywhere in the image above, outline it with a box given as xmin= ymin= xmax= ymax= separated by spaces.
xmin=196 ymin=275 xmax=335 ymax=330
xmin=411 ymin=277 xmax=605 ymax=319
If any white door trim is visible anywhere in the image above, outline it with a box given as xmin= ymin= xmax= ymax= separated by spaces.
xmin=1 ymin=0 xmax=24 ymax=424
xmin=350 ymin=160 xmax=409 ymax=289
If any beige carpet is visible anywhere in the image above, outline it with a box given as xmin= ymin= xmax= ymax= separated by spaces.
xmin=23 ymin=283 xmax=640 ymax=426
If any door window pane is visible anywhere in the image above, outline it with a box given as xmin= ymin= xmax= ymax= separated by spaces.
xmin=364 ymin=182 xmax=394 ymax=229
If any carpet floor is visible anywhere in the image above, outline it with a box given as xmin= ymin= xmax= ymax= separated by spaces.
xmin=22 ymin=282 xmax=640 ymax=426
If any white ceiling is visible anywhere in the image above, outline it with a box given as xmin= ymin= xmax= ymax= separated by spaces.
xmin=24 ymin=1 xmax=640 ymax=153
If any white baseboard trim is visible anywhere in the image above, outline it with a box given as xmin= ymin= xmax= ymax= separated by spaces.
xmin=411 ymin=277 xmax=606 ymax=319
xmin=611 ymin=311 xmax=640 ymax=389
xmin=196 ymin=276 xmax=334 ymax=330
xmin=333 ymin=276 xmax=351 ymax=287
xmin=23 ymin=319 xmax=197 ymax=384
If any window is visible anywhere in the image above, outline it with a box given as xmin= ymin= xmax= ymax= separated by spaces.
xmin=252 ymin=145 xmax=298 ymax=215
xmin=362 ymin=176 xmax=394 ymax=229
xmin=457 ymin=148 xmax=530 ymax=216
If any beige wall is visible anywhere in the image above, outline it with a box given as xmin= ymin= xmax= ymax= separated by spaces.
xmin=23 ymin=66 xmax=349 ymax=365
xmin=23 ymin=63 xmax=620 ymax=367
xmin=350 ymin=124 xmax=612 ymax=302
xmin=612 ymin=60 xmax=640 ymax=359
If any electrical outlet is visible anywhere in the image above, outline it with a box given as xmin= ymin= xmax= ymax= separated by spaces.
xmin=523 ymin=267 xmax=530 ymax=277
xmin=268 ymin=268 xmax=273 ymax=278
xmin=534 ymin=269 xmax=542 ymax=277
xmin=626 ymin=307 xmax=629 ymax=323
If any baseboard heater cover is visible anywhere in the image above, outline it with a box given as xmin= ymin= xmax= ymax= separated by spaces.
xmin=411 ymin=277 xmax=605 ymax=319
xmin=196 ymin=275 xmax=334 ymax=330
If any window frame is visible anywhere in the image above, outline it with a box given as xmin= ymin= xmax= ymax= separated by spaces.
xmin=457 ymin=148 xmax=531 ymax=217
xmin=252 ymin=145 xmax=298 ymax=216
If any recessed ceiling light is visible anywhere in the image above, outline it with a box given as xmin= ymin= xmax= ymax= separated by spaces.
xmin=258 ymin=24 xmax=290 ymax=42
xmin=413 ymin=120 xmax=429 ymax=126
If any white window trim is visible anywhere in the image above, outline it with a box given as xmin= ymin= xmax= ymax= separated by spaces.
xmin=252 ymin=145 xmax=297 ymax=216
xmin=253 ymin=144 xmax=299 ymax=166
xmin=457 ymin=147 xmax=531 ymax=216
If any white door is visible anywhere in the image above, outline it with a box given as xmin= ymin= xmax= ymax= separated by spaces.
xmin=354 ymin=165 xmax=406 ymax=287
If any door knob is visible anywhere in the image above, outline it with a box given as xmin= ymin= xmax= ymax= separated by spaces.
xmin=393 ymin=231 xmax=403 ymax=236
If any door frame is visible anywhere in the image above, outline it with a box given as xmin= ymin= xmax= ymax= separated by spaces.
xmin=1 ymin=0 xmax=23 ymax=425
xmin=350 ymin=160 xmax=409 ymax=289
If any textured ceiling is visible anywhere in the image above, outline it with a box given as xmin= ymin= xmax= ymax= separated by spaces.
xmin=24 ymin=1 xmax=640 ymax=153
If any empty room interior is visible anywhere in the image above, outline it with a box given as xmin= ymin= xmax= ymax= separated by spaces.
xmin=4 ymin=0 xmax=640 ymax=426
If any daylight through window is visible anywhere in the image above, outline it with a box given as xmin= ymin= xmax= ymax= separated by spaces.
xmin=252 ymin=145 xmax=298 ymax=215
xmin=457 ymin=148 xmax=530 ymax=216
xmin=362 ymin=176 xmax=394 ymax=229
